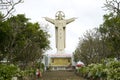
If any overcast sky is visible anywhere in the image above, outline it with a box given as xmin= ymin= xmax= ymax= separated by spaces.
xmin=15 ymin=0 xmax=106 ymax=54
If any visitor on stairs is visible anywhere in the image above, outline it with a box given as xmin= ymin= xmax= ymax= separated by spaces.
xmin=36 ymin=68 xmax=42 ymax=80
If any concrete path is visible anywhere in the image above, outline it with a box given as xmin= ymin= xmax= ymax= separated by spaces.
xmin=41 ymin=70 xmax=84 ymax=80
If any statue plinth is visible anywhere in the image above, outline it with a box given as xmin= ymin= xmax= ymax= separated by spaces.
xmin=49 ymin=53 xmax=73 ymax=70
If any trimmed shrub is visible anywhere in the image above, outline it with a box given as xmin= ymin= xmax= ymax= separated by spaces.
xmin=79 ymin=58 xmax=120 ymax=80
xmin=0 ymin=64 xmax=20 ymax=80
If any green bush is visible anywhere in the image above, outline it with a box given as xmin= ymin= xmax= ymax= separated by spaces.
xmin=106 ymin=59 xmax=120 ymax=80
xmin=0 ymin=64 xmax=38 ymax=80
xmin=79 ymin=58 xmax=120 ymax=80
xmin=0 ymin=64 xmax=20 ymax=80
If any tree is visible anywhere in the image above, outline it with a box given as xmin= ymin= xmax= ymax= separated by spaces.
xmin=0 ymin=14 xmax=50 ymax=67
xmin=104 ymin=0 xmax=120 ymax=16
xmin=74 ymin=29 xmax=111 ymax=65
xmin=0 ymin=0 xmax=23 ymax=20
xmin=99 ymin=0 xmax=120 ymax=58
xmin=74 ymin=0 xmax=120 ymax=65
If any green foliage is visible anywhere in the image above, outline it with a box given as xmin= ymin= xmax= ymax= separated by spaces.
xmin=98 ymin=0 xmax=120 ymax=58
xmin=0 ymin=64 xmax=37 ymax=80
xmin=20 ymin=69 xmax=35 ymax=78
xmin=0 ymin=14 xmax=50 ymax=66
xmin=74 ymin=29 xmax=110 ymax=65
xmin=99 ymin=13 xmax=120 ymax=58
xmin=0 ymin=64 xmax=20 ymax=80
xmin=79 ymin=58 xmax=120 ymax=80
xmin=74 ymin=0 xmax=120 ymax=66
xmin=105 ymin=59 xmax=120 ymax=80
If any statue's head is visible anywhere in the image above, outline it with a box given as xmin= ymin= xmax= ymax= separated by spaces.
xmin=55 ymin=11 xmax=65 ymax=20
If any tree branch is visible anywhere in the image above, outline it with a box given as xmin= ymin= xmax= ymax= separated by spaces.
xmin=0 ymin=0 xmax=23 ymax=20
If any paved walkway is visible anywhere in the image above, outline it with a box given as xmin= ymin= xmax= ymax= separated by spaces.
xmin=41 ymin=70 xmax=84 ymax=80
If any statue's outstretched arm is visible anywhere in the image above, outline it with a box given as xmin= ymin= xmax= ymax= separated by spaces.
xmin=66 ymin=17 xmax=77 ymax=24
xmin=44 ymin=17 xmax=55 ymax=24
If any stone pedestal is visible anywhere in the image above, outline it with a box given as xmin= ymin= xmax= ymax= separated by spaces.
xmin=49 ymin=53 xmax=73 ymax=70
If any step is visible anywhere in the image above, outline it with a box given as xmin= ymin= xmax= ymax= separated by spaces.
xmin=41 ymin=70 xmax=84 ymax=80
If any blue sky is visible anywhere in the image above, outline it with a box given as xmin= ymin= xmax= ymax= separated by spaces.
xmin=15 ymin=0 xmax=106 ymax=54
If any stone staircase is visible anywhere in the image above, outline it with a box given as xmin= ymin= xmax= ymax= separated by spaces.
xmin=41 ymin=70 xmax=84 ymax=80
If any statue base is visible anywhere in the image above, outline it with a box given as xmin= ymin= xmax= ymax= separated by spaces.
xmin=48 ymin=53 xmax=74 ymax=70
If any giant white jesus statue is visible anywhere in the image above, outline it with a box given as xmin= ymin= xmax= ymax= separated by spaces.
xmin=44 ymin=11 xmax=76 ymax=53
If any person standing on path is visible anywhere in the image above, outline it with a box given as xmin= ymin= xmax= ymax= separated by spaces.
xmin=36 ymin=68 xmax=42 ymax=80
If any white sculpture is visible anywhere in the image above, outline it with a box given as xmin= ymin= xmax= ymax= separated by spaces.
xmin=44 ymin=11 xmax=76 ymax=53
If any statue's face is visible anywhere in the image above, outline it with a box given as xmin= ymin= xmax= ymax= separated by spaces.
xmin=58 ymin=13 xmax=63 ymax=20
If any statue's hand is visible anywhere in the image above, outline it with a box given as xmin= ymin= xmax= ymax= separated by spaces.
xmin=43 ymin=17 xmax=55 ymax=24
xmin=42 ymin=17 xmax=47 ymax=19
xmin=74 ymin=17 xmax=78 ymax=19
